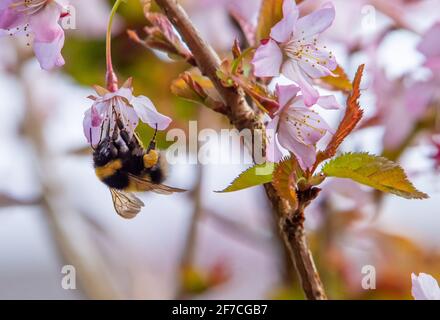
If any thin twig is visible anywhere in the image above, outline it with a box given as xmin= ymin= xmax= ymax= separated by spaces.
xmin=155 ymin=0 xmax=326 ymax=299
xmin=176 ymin=109 xmax=205 ymax=298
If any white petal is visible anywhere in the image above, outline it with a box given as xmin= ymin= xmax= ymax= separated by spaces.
xmin=266 ymin=116 xmax=284 ymax=162
xmin=282 ymin=60 xmax=319 ymax=106
xmin=412 ymin=273 xmax=440 ymax=300
xmin=317 ymin=95 xmax=341 ymax=110
xmin=131 ymin=95 xmax=172 ymax=130
xmin=252 ymin=39 xmax=283 ymax=77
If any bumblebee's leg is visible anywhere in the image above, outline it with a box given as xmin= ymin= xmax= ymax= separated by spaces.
xmin=143 ymin=149 xmax=159 ymax=168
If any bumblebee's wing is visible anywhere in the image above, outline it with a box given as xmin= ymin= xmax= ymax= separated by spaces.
xmin=110 ymin=188 xmax=144 ymax=219
xmin=127 ymin=173 xmax=186 ymax=195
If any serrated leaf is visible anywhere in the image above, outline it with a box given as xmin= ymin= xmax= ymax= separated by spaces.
xmin=217 ymin=163 xmax=275 ymax=193
xmin=256 ymin=0 xmax=284 ymax=42
xmin=272 ymin=157 xmax=299 ymax=209
xmin=322 ymin=153 xmax=429 ymax=199
xmin=318 ymin=65 xmax=353 ymax=92
xmin=314 ymin=64 xmax=365 ymax=167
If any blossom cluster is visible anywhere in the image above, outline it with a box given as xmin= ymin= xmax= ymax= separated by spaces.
xmin=252 ymin=0 xmax=341 ymax=169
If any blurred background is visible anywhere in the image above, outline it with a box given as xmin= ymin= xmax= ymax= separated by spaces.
xmin=0 ymin=0 xmax=439 ymax=299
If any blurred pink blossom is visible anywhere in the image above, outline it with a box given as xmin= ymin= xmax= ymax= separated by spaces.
xmin=411 ymin=273 xmax=440 ymax=300
xmin=0 ymin=0 xmax=69 ymax=70
xmin=252 ymin=0 xmax=337 ymax=106
xmin=267 ymin=84 xmax=340 ymax=169
xmin=372 ymin=69 xmax=423 ymax=150
xmin=186 ymin=0 xmax=260 ymax=50
xmin=431 ymin=136 xmax=440 ymax=169
xmin=418 ymin=21 xmax=440 ymax=72
xmin=83 ymin=81 xmax=172 ymax=148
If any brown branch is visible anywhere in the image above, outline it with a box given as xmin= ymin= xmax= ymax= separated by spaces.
xmin=282 ymin=188 xmax=327 ymax=300
xmin=155 ymin=0 xmax=326 ymax=300
xmin=155 ymin=0 xmax=260 ymax=132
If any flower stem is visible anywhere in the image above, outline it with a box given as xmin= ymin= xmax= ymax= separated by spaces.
xmin=106 ymin=0 xmax=125 ymax=92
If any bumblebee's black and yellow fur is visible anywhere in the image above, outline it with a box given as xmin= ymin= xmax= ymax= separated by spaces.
xmin=93 ymin=122 xmax=162 ymax=190
xmin=92 ymin=114 xmax=184 ymax=219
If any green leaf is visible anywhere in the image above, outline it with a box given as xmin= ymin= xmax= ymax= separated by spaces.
xmin=255 ymin=0 xmax=284 ymax=42
xmin=322 ymin=153 xmax=428 ymax=199
xmin=217 ymin=163 xmax=275 ymax=193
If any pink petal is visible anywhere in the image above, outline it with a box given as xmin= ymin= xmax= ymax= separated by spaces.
xmin=29 ymin=2 xmax=63 ymax=42
xmin=383 ymin=103 xmax=414 ymax=150
xmin=266 ymin=116 xmax=284 ymax=162
xmin=294 ymin=2 xmax=335 ymax=39
xmin=117 ymin=99 xmax=139 ymax=136
xmin=411 ymin=273 xmax=440 ymax=300
xmin=252 ymin=39 xmax=283 ymax=78
xmin=275 ymin=84 xmax=300 ymax=109
xmin=418 ymin=22 xmax=440 ymax=59
xmin=282 ymin=60 xmax=319 ymax=106
xmin=83 ymin=108 xmax=103 ymax=148
xmin=91 ymin=104 xmax=103 ymax=126
xmin=277 ymin=127 xmax=317 ymax=170
xmin=101 ymin=87 xmax=133 ymax=103
xmin=0 ymin=0 xmax=26 ymax=30
xmin=116 ymin=87 xmax=133 ymax=101
xmin=131 ymin=95 xmax=172 ymax=130
xmin=425 ymin=57 xmax=440 ymax=72
xmin=297 ymin=47 xmax=337 ymax=78
xmin=270 ymin=0 xmax=299 ymax=43
xmin=406 ymin=82 xmax=435 ymax=118
xmin=33 ymin=31 xmax=65 ymax=70
xmin=298 ymin=59 xmax=334 ymax=78
xmin=283 ymin=105 xmax=331 ymax=145
xmin=317 ymin=95 xmax=341 ymax=110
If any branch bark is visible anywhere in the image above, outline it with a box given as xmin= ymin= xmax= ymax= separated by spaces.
xmin=281 ymin=188 xmax=327 ymax=300
xmin=155 ymin=0 xmax=327 ymax=300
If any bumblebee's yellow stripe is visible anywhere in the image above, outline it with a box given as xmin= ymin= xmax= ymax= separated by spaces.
xmin=95 ymin=159 xmax=122 ymax=179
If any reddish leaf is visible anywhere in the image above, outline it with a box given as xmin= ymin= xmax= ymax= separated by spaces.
xmin=272 ymin=156 xmax=301 ymax=209
xmin=314 ymin=64 xmax=365 ymax=167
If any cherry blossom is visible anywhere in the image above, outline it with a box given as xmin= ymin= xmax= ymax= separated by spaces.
xmin=252 ymin=0 xmax=337 ymax=106
xmin=267 ymin=84 xmax=340 ymax=170
xmin=0 ymin=0 xmax=69 ymax=70
xmin=83 ymin=79 xmax=172 ymax=148
xmin=411 ymin=273 xmax=440 ymax=300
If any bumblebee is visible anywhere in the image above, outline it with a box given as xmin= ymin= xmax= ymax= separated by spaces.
xmin=92 ymin=113 xmax=185 ymax=219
